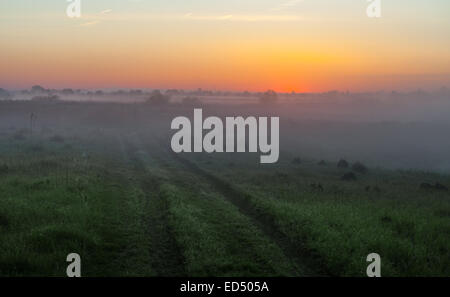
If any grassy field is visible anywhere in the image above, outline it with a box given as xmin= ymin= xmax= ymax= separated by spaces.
xmin=184 ymin=153 xmax=450 ymax=276
xmin=0 ymin=101 xmax=449 ymax=277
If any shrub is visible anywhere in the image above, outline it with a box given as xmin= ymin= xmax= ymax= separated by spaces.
xmin=146 ymin=90 xmax=169 ymax=105
xmin=337 ymin=159 xmax=349 ymax=168
xmin=292 ymin=158 xmax=301 ymax=165
xmin=352 ymin=161 xmax=368 ymax=174
xmin=341 ymin=172 xmax=356 ymax=181
xmin=259 ymin=90 xmax=277 ymax=104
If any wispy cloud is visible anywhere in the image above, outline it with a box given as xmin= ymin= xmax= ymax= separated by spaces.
xmin=79 ymin=20 xmax=101 ymax=27
xmin=81 ymin=13 xmax=305 ymax=23
xmin=100 ymin=9 xmax=113 ymax=15
xmin=0 ymin=11 xmax=311 ymax=24
xmin=78 ymin=9 xmax=112 ymax=27
xmin=271 ymin=0 xmax=305 ymax=11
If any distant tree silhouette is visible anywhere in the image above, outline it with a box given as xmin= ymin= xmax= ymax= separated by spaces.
xmin=31 ymin=85 xmax=47 ymax=94
xmin=130 ymin=89 xmax=143 ymax=95
xmin=146 ymin=90 xmax=169 ymax=105
xmin=62 ymin=88 xmax=75 ymax=95
xmin=259 ymin=90 xmax=278 ymax=104
xmin=0 ymin=88 xmax=11 ymax=99
xmin=166 ymin=89 xmax=180 ymax=96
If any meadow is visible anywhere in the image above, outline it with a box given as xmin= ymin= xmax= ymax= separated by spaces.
xmin=0 ymin=100 xmax=448 ymax=276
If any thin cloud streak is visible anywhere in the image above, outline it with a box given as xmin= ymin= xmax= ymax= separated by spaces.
xmin=271 ymin=0 xmax=305 ymax=11
xmin=79 ymin=20 xmax=101 ymax=27
xmin=100 ymin=9 xmax=113 ymax=15
xmin=80 ymin=13 xmax=306 ymax=22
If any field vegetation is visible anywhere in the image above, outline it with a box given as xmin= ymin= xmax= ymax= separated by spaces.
xmin=0 ymin=99 xmax=448 ymax=276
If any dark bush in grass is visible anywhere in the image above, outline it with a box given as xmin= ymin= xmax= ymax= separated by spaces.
xmin=0 ymin=213 xmax=9 ymax=228
xmin=292 ymin=157 xmax=301 ymax=165
xmin=420 ymin=182 xmax=448 ymax=191
xmin=0 ymin=164 xmax=8 ymax=175
xmin=318 ymin=160 xmax=326 ymax=166
xmin=352 ymin=161 xmax=368 ymax=174
xmin=435 ymin=183 xmax=448 ymax=191
xmin=381 ymin=215 xmax=393 ymax=223
xmin=49 ymin=135 xmax=65 ymax=143
xmin=420 ymin=182 xmax=434 ymax=190
xmin=310 ymin=183 xmax=324 ymax=192
xmin=434 ymin=209 xmax=450 ymax=218
xmin=373 ymin=185 xmax=381 ymax=193
xmin=341 ymin=172 xmax=357 ymax=181
xmin=337 ymin=159 xmax=349 ymax=168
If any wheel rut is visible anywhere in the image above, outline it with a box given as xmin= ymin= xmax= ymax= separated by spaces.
xmin=121 ymin=136 xmax=185 ymax=276
xmin=140 ymin=136 xmax=325 ymax=276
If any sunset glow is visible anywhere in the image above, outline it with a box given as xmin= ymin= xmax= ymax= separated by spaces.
xmin=1 ymin=0 xmax=449 ymax=92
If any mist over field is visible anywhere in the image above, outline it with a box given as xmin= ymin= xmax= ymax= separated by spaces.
xmin=2 ymin=86 xmax=450 ymax=172
xmin=1 ymin=86 xmax=449 ymax=277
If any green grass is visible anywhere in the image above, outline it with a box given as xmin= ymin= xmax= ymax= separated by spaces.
xmin=126 ymin=135 xmax=299 ymax=276
xmin=0 ymin=123 xmax=449 ymax=277
xmin=159 ymin=180 xmax=297 ymax=276
xmin=0 ymin=132 xmax=154 ymax=276
xmin=195 ymin=156 xmax=450 ymax=276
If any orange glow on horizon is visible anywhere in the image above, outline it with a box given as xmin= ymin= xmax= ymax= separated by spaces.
xmin=1 ymin=9 xmax=449 ymax=93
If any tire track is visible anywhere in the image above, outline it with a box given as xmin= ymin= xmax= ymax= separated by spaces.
xmin=141 ymin=136 xmax=326 ymax=276
xmin=120 ymin=136 xmax=185 ymax=276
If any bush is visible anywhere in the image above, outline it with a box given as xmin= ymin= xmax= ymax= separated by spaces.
xmin=146 ymin=90 xmax=169 ymax=105
xmin=0 ymin=164 xmax=9 ymax=175
xmin=337 ymin=159 xmax=349 ymax=168
xmin=292 ymin=158 xmax=301 ymax=165
xmin=341 ymin=172 xmax=357 ymax=181
xmin=0 ymin=88 xmax=11 ymax=100
xmin=259 ymin=90 xmax=277 ymax=104
xmin=352 ymin=161 xmax=368 ymax=174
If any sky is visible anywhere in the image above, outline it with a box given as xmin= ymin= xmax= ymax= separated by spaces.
xmin=0 ymin=0 xmax=449 ymax=92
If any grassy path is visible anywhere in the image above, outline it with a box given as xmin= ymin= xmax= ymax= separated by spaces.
xmin=167 ymin=150 xmax=322 ymax=276
xmin=137 ymin=134 xmax=313 ymax=276
xmin=120 ymin=135 xmax=186 ymax=276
